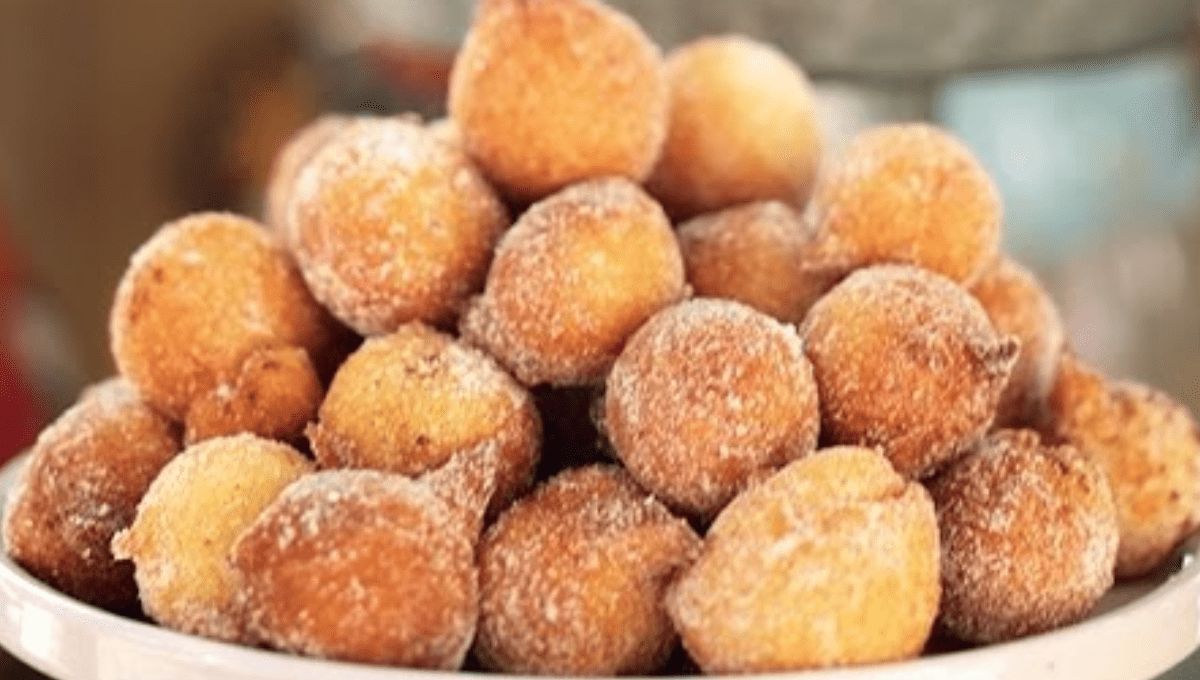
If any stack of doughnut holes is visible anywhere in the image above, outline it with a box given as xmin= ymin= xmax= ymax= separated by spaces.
xmin=4 ymin=0 xmax=1199 ymax=675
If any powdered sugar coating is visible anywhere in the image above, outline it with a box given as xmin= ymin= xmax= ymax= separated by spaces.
xmin=449 ymin=0 xmax=668 ymax=202
xmin=460 ymin=177 xmax=685 ymax=386
xmin=927 ymin=429 xmax=1118 ymax=643
xmin=3 ymin=378 xmax=180 ymax=611
xmin=801 ymin=264 xmax=1018 ymax=479
xmin=808 ymin=123 xmax=1001 ymax=285
xmin=264 ymin=114 xmax=351 ymax=242
xmin=667 ymin=447 xmax=940 ymax=672
xmin=231 ymin=469 xmax=479 ymax=668
xmin=286 ymin=116 xmax=509 ymax=334
xmin=475 ymin=465 xmax=700 ymax=675
xmin=604 ymin=298 xmax=819 ymax=517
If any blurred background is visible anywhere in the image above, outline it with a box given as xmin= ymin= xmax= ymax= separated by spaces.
xmin=0 ymin=1 xmax=1198 ymax=676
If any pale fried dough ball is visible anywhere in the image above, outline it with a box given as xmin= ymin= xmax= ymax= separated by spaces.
xmin=475 ymin=465 xmax=700 ymax=675
xmin=604 ymin=299 xmax=820 ymax=517
xmin=460 ymin=177 xmax=685 ymax=386
xmin=110 ymin=212 xmax=338 ymax=441
xmin=667 ymin=447 xmax=940 ymax=672
xmin=308 ymin=322 xmax=540 ymax=515
xmin=286 ymin=116 xmax=509 ymax=334
xmin=647 ymin=36 xmax=821 ymax=219
xmin=928 ymin=429 xmax=1118 ymax=643
xmin=231 ymin=470 xmax=479 ymax=668
xmin=427 ymin=116 xmax=462 ymax=149
xmin=970 ymin=257 xmax=1065 ymax=428
xmin=110 ymin=435 xmax=311 ymax=641
xmin=2 ymin=379 xmax=179 ymax=612
xmin=801 ymin=265 xmax=1018 ymax=478
xmin=808 ymin=124 xmax=1001 ymax=284
xmin=449 ymin=0 xmax=668 ymax=202
xmin=1045 ymin=354 xmax=1200 ymax=578
xmin=677 ymin=201 xmax=840 ymax=323
xmin=264 ymin=114 xmax=350 ymax=241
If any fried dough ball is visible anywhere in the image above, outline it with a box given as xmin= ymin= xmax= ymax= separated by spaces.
xmin=231 ymin=470 xmax=479 ymax=668
xmin=427 ymin=116 xmax=462 ymax=148
xmin=647 ymin=36 xmax=821 ymax=219
xmin=2 ymin=379 xmax=179 ymax=612
xmin=309 ymin=322 xmax=540 ymax=515
xmin=970 ymin=257 xmax=1065 ymax=429
xmin=604 ymin=299 xmax=819 ymax=517
xmin=667 ymin=447 xmax=940 ymax=672
xmin=461 ymin=177 xmax=685 ymax=386
xmin=111 ymin=435 xmax=311 ymax=641
xmin=1045 ymin=354 xmax=1200 ymax=578
xmin=449 ymin=0 xmax=668 ymax=202
xmin=928 ymin=429 xmax=1118 ymax=643
xmin=286 ymin=116 xmax=509 ymax=334
xmin=110 ymin=212 xmax=338 ymax=441
xmin=801 ymin=265 xmax=1018 ymax=479
xmin=809 ymin=124 xmax=1002 ymax=284
xmin=677 ymin=201 xmax=840 ymax=323
xmin=475 ymin=465 xmax=700 ymax=675
xmin=264 ymin=114 xmax=350 ymax=240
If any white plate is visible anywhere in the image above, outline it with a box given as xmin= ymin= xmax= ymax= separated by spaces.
xmin=1 ymin=452 xmax=1198 ymax=680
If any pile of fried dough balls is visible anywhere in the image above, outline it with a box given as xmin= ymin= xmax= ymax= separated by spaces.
xmin=5 ymin=0 xmax=1200 ymax=674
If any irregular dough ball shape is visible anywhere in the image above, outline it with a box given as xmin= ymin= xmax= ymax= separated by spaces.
xmin=111 ymin=435 xmax=311 ymax=641
xmin=461 ymin=177 xmax=685 ymax=386
xmin=309 ymin=322 xmax=540 ymax=514
xmin=231 ymin=470 xmax=479 ymax=668
xmin=449 ymin=0 xmax=668 ymax=202
xmin=3 ymin=379 xmax=179 ymax=611
xmin=285 ymin=116 xmax=509 ymax=334
xmin=801 ymin=265 xmax=1018 ymax=479
xmin=647 ymin=36 xmax=821 ymax=219
xmin=928 ymin=429 xmax=1118 ymax=643
xmin=109 ymin=212 xmax=337 ymax=440
xmin=667 ymin=447 xmax=940 ymax=672
xmin=264 ymin=114 xmax=350 ymax=241
xmin=1045 ymin=354 xmax=1200 ymax=578
xmin=475 ymin=465 xmax=700 ymax=675
xmin=808 ymin=123 xmax=1001 ymax=284
xmin=605 ymin=299 xmax=820 ymax=517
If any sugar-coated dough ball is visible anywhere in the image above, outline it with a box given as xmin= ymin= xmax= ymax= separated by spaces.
xmin=604 ymin=299 xmax=820 ymax=517
xmin=3 ymin=379 xmax=179 ymax=611
xmin=668 ymin=447 xmax=940 ymax=672
xmin=231 ymin=470 xmax=479 ymax=668
xmin=286 ymin=116 xmax=509 ymax=334
xmin=264 ymin=114 xmax=350 ymax=241
xmin=801 ymin=265 xmax=1018 ymax=478
xmin=309 ymin=322 xmax=540 ymax=515
xmin=449 ymin=0 xmax=668 ymax=202
xmin=111 ymin=435 xmax=311 ymax=641
xmin=809 ymin=124 xmax=1001 ymax=284
xmin=928 ymin=429 xmax=1118 ymax=643
xmin=1045 ymin=354 xmax=1200 ymax=578
xmin=475 ymin=465 xmax=700 ymax=675
xmin=647 ymin=36 xmax=821 ymax=219
xmin=461 ymin=177 xmax=685 ymax=386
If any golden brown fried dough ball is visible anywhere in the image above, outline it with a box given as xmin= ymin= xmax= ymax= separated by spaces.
xmin=928 ymin=429 xmax=1118 ymax=643
xmin=604 ymin=299 xmax=819 ymax=517
xmin=1045 ymin=354 xmax=1200 ymax=578
xmin=448 ymin=0 xmax=668 ymax=203
xmin=264 ymin=114 xmax=350 ymax=240
xmin=647 ymin=36 xmax=821 ymax=219
xmin=231 ymin=469 xmax=479 ymax=668
xmin=801 ymin=265 xmax=1018 ymax=479
xmin=475 ymin=465 xmax=700 ymax=675
xmin=668 ymin=447 xmax=940 ymax=672
xmin=309 ymin=322 xmax=540 ymax=515
xmin=677 ymin=201 xmax=840 ymax=323
xmin=285 ymin=116 xmax=509 ymax=334
xmin=461 ymin=177 xmax=685 ymax=386
xmin=3 ymin=379 xmax=179 ymax=612
xmin=110 ymin=212 xmax=338 ymax=441
xmin=111 ymin=435 xmax=310 ymax=641
xmin=809 ymin=123 xmax=1001 ymax=284
xmin=970 ymin=257 xmax=1065 ymax=429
